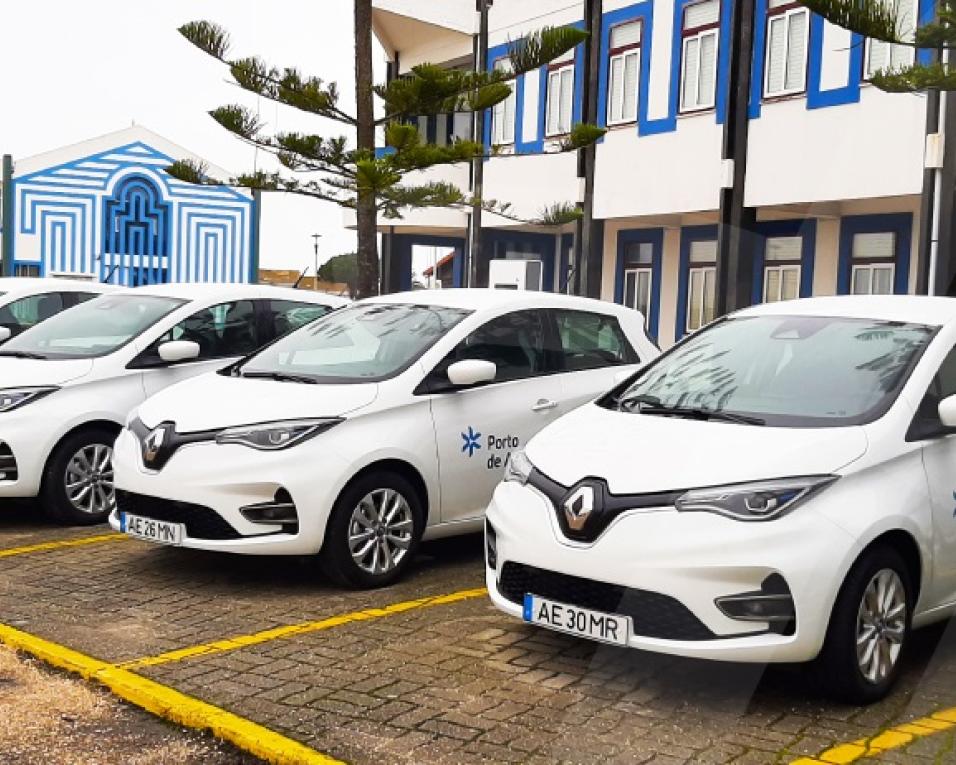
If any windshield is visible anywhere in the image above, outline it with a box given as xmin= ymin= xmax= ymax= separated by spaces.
xmin=609 ymin=315 xmax=936 ymax=427
xmin=240 ymin=302 xmax=471 ymax=383
xmin=0 ymin=294 xmax=185 ymax=359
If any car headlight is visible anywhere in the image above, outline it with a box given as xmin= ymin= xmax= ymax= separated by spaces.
xmin=503 ymin=450 xmax=534 ymax=485
xmin=215 ymin=418 xmax=343 ymax=451
xmin=0 ymin=387 xmax=58 ymax=413
xmin=674 ymin=476 xmax=838 ymax=522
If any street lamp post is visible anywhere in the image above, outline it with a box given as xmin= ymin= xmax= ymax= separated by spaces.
xmin=312 ymin=233 xmax=322 ymax=291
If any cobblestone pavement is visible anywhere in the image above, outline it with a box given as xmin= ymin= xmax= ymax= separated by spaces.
xmin=3 ymin=503 xmax=956 ymax=764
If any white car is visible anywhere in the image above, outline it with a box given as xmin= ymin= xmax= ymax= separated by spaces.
xmin=486 ymin=295 xmax=956 ymax=704
xmin=0 ymin=283 xmax=346 ymax=524
xmin=109 ymin=290 xmax=658 ymax=587
xmin=0 ymin=277 xmax=117 ymax=343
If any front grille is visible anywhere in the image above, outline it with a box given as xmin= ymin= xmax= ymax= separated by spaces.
xmin=116 ymin=490 xmax=240 ymax=540
xmin=0 ymin=443 xmax=17 ymax=481
xmin=499 ymin=562 xmax=716 ymax=641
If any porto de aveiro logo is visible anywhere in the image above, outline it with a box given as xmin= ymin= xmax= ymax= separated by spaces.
xmin=461 ymin=426 xmax=482 ymax=457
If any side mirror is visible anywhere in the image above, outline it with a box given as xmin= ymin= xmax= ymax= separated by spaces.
xmin=158 ymin=340 xmax=201 ymax=364
xmin=0 ymin=327 xmax=11 ymax=343
xmin=939 ymin=394 xmax=956 ymax=429
xmin=447 ymin=359 xmax=497 ymax=388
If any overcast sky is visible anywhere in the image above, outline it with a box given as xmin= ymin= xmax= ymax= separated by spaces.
xmin=1 ymin=0 xmax=377 ymax=272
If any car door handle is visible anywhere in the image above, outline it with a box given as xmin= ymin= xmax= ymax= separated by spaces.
xmin=532 ymin=399 xmax=559 ymax=412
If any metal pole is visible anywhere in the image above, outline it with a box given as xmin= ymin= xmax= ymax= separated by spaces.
xmin=576 ymin=0 xmax=603 ymax=299
xmin=715 ymin=0 xmax=757 ymax=315
xmin=1 ymin=155 xmax=13 ymax=278
xmin=467 ymin=0 xmax=491 ymax=289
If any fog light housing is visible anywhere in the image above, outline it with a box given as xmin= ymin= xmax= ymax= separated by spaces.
xmin=715 ymin=574 xmax=795 ymax=636
xmin=485 ymin=520 xmax=498 ymax=570
xmin=240 ymin=489 xmax=298 ymax=531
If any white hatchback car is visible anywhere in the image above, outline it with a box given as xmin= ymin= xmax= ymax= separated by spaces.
xmin=110 ymin=290 xmax=657 ymax=587
xmin=0 ymin=283 xmax=346 ymax=524
xmin=0 ymin=277 xmax=117 ymax=343
xmin=488 ymin=296 xmax=956 ymax=703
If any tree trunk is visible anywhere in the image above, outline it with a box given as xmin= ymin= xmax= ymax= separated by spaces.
xmin=354 ymin=0 xmax=379 ymax=298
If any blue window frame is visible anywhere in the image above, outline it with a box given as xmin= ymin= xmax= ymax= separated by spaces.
xmin=752 ymin=219 xmax=816 ymax=304
xmin=615 ymin=228 xmax=663 ymax=340
xmin=837 ymin=214 xmax=912 ymax=296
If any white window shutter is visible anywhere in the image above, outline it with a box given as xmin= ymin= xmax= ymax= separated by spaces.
xmin=623 ymin=51 xmax=640 ymax=121
xmin=698 ymin=31 xmax=717 ymax=106
xmin=766 ymin=16 xmax=786 ymax=94
xmin=689 ymin=239 xmax=717 ymax=263
xmin=560 ymin=68 xmax=574 ymax=132
xmin=609 ymin=56 xmax=625 ymax=123
xmin=610 ymin=21 xmax=641 ymax=49
xmin=685 ymin=0 xmax=720 ymax=28
xmin=852 ymin=232 xmax=895 ymax=260
xmin=765 ymin=236 xmax=802 ymax=262
xmin=785 ymin=11 xmax=808 ymax=91
xmin=546 ymin=71 xmax=561 ymax=135
xmin=682 ymin=37 xmax=700 ymax=109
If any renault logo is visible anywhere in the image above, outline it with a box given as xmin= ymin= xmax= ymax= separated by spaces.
xmin=143 ymin=426 xmax=168 ymax=466
xmin=563 ymin=485 xmax=596 ymax=531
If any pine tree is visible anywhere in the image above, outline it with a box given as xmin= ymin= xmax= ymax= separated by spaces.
xmin=167 ymin=2 xmax=606 ymax=297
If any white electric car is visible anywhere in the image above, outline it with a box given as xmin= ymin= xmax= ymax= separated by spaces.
xmin=487 ymin=295 xmax=956 ymax=703
xmin=0 ymin=283 xmax=346 ymax=524
xmin=109 ymin=290 xmax=658 ymax=587
xmin=0 ymin=277 xmax=117 ymax=343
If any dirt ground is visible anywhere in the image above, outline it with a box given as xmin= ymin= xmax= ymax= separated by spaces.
xmin=0 ymin=646 xmax=260 ymax=765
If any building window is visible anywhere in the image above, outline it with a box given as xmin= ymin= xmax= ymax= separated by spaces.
xmin=680 ymin=0 xmax=720 ymax=113
xmin=764 ymin=0 xmax=809 ymax=97
xmin=607 ymin=21 xmax=642 ymax=126
xmin=851 ymin=232 xmax=896 ymax=295
xmin=623 ymin=241 xmax=654 ymax=325
xmin=763 ymin=236 xmax=802 ymax=302
xmin=492 ymin=59 xmax=516 ymax=145
xmin=14 ymin=264 xmax=41 ymax=278
xmin=687 ymin=239 xmax=717 ymax=333
xmin=546 ymin=50 xmax=575 ymax=136
xmin=866 ymin=0 xmax=917 ymax=78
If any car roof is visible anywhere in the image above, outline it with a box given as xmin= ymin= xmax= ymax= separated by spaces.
xmin=0 ymin=277 xmax=117 ymax=296
xmin=737 ymin=295 xmax=956 ymax=327
xmin=112 ymin=282 xmax=350 ymax=306
xmin=361 ymin=288 xmax=634 ymax=315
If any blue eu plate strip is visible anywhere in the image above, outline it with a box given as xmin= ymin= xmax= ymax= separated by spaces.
xmin=119 ymin=513 xmax=127 ymax=533
xmin=523 ymin=594 xmax=533 ymax=621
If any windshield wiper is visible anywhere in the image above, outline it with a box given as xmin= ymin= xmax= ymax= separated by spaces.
xmin=0 ymin=351 xmax=47 ymax=360
xmin=637 ymin=404 xmax=765 ymax=426
xmin=240 ymin=371 xmax=319 ymax=385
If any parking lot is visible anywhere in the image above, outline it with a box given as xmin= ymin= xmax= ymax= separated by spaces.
xmin=0 ymin=507 xmax=955 ymax=764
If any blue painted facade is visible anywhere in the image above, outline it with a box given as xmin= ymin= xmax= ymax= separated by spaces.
xmin=13 ymin=139 xmax=256 ymax=285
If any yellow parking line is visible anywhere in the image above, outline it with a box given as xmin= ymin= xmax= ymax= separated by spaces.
xmin=0 ymin=622 xmax=343 ymax=765
xmin=0 ymin=533 xmax=127 ymax=559
xmin=121 ymin=586 xmax=489 ymax=670
xmin=790 ymin=708 xmax=956 ymax=764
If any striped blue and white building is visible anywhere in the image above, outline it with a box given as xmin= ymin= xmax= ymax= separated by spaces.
xmin=10 ymin=126 xmax=257 ymax=286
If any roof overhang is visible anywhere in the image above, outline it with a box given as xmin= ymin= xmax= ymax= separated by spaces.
xmin=372 ymin=6 xmax=474 ymax=59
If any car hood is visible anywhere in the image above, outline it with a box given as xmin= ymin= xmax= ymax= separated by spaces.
xmin=137 ymin=372 xmax=379 ymax=432
xmin=0 ymin=357 xmax=93 ymax=388
xmin=526 ymin=403 xmax=869 ymax=494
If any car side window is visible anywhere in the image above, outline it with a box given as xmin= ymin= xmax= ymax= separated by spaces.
xmin=264 ymin=300 xmax=331 ymax=341
xmin=143 ymin=300 xmax=259 ymax=363
xmin=910 ymin=343 xmax=956 ymax=437
xmin=553 ymin=310 xmax=638 ymax=371
xmin=428 ymin=310 xmax=554 ymax=387
xmin=0 ymin=293 xmax=65 ymax=336
xmin=72 ymin=292 xmax=100 ymax=306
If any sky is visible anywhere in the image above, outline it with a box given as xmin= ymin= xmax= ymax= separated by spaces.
xmin=0 ymin=0 xmax=378 ymax=273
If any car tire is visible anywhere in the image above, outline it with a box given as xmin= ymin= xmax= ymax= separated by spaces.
xmin=41 ymin=427 xmax=119 ymax=526
xmin=816 ymin=544 xmax=913 ymax=704
xmin=320 ymin=471 xmax=424 ymax=589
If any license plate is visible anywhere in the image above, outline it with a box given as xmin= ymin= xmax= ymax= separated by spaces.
xmin=523 ymin=594 xmax=630 ymax=646
xmin=120 ymin=513 xmax=184 ymax=546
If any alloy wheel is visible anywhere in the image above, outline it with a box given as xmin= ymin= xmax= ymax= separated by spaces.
xmin=64 ymin=443 xmax=115 ymax=516
xmin=855 ymin=568 xmax=907 ymax=685
xmin=348 ymin=488 xmax=414 ymax=575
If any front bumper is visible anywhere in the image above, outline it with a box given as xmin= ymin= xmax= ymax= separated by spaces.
xmin=0 ymin=409 xmax=63 ymax=499
xmin=485 ymin=481 xmax=858 ymax=664
xmin=110 ymin=426 xmax=350 ymax=555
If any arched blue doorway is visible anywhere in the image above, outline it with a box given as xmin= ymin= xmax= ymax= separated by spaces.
xmin=102 ymin=174 xmax=171 ymax=285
